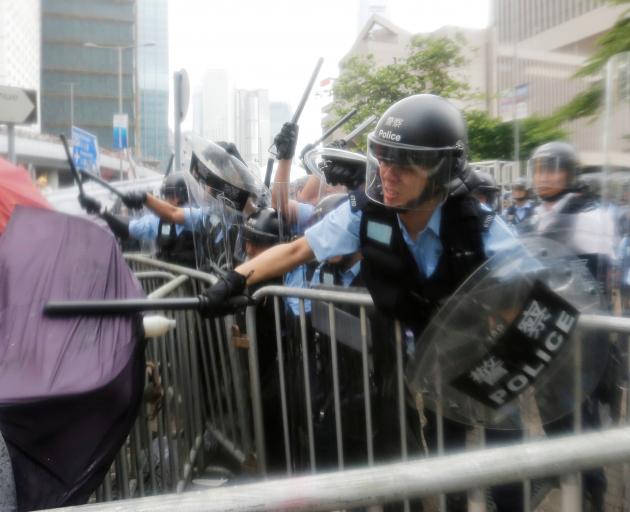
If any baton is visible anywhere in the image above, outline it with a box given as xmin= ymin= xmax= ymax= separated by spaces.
xmin=342 ymin=114 xmax=377 ymax=146
xmin=264 ymin=57 xmax=324 ymax=188
xmin=44 ymin=295 xmax=251 ymax=316
xmin=299 ymin=108 xmax=359 ymax=170
xmin=312 ymin=108 xmax=358 ymax=147
xmin=164 ymin=152 xmax=175 ymax=177
xmin=291 ymin=57 xmax=324 ymax=124
xmin=59 ymin=134 xmax=86 ymax=198
xmin=77 ymin=168 xmax=127 ymax=199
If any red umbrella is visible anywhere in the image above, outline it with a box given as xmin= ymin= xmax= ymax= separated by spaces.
xmin=0 ymin=158 xmax=51 ymax=233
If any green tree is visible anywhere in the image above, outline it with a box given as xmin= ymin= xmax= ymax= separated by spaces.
xmin=553 ymin=0 xmax=630 ymax=123
xmin=465 ymin=110 xmax=567 ymax=162
xmin=329 ymin=34 xmax=471 ymax=145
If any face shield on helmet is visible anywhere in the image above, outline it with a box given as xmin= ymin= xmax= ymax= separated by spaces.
xmin=188 ymin=134 xmax=270 ymax=213
xmin=366 ymin=136 xmax=461 ymax=211
xmin=303 ymin=146 xmax=366 ymax=191
xmin=160 ymin=172 xmax=191 ymax=206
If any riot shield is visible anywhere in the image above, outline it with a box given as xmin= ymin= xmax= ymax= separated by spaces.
xmin=185 ymin=171 xmax=245 ymax=271
xmin=407 ymin=235 xmax=607 ymax=429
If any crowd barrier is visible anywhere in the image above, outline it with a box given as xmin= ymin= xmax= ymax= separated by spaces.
xmin=73 ymin=253 xmax=630 ymax=511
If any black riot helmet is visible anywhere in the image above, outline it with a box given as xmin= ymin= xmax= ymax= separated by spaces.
xmin=242 ymin=207 xmax=280 ymax=247
xmin=471 ymin=169 xmax=500 ymax=209
xmin=160 ymin=172 xmax=189 ymax=206
xmin=529 ymin=141 xmax=580 ymax=192
xmin=188 ymin=135 xmax=269 ymax=212
xmin=366 ymin=94 xmax=468 ymax=211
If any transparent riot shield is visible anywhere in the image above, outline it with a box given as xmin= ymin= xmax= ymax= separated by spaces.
xmin=407 ymin=236 xmax=607 ymax=429
xmin=186 ymin=173 xmax=245 ymax=272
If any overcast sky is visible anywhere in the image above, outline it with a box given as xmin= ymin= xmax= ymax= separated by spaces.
xmin=168 ymin=0 xmax=491 ymax=147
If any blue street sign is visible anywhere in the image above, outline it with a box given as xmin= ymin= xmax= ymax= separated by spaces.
xmin=71 ymin=126 xmax=100 ymax=175
xmin=113 ymin=113 xmax=128 ymax=150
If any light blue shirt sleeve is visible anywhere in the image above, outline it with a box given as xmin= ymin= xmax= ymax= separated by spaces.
xmin=305 ymin=200 xmax=362 ymax=262
xmin=128 ymin=214 xmax=160 ymax=241
xmin=183 ymin=207 xmax=205 ymax=232
xmin=294 ymin=202 xmax=316 ymax=235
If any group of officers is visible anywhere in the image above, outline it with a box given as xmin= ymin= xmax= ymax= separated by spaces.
xmin=79 ymin=93 xmax=619 ymax=511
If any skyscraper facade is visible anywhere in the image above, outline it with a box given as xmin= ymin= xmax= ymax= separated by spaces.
xmin=235 ymin=88 xmax=270 ymax=169
xmin=137 ymin=0 xmax=169 ymax=167
xmin=40 ymin=0 xmax=136 ymax=149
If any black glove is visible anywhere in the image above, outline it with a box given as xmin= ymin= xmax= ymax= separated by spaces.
xmin=320 ymin=160 xmax=365 ymax=190
xmin=78 ymin=194 xmax=101 ymax=215
xmin=198 ymin=270 xmax=247 ymax=317
xmin=273 ymin=122 xmax=299 ymax=160
xmin=122 ymin=191 xmax=147 ymax=210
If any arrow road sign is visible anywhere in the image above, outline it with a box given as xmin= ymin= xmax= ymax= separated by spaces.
xmin=0 ymin=85 xmax=37 ymax=124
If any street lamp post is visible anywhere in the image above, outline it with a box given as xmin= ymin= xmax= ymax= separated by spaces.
xmin=83 ymin=41 xmax=155 ymax=180
xmin=61 ymin=82 xmax=75 ymax=134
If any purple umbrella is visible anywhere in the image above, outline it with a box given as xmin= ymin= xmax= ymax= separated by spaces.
xmin=0 ymin=206 xmax=145 ymax=510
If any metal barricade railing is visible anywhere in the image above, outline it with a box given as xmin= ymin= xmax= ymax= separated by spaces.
xmin=85 ymin=254 xmax=630 ymax=511
xmin=45 ymin=427 xmax=630 ymax=511
xmin=90 ymin=254 xmax=257 ymax=503
xmin=243 ymin=285 xmax=630 ymax=512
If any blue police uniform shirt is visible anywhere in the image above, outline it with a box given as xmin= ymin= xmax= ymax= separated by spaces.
xmin=129 ymin=213 xmax=186 ymax=241
xmin=305 ymin=200 xmax=516 ymax=277
xmin=312 ymin=260 xmax=362 ymax=288
xmin=285 ymin=201 xmax=316 ymax=315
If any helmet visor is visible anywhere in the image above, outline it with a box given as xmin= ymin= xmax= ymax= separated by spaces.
xmin=528 ymin=156 xmax=570 ymax=199
xmin=366 ymin=138 xmax=457 ymax=211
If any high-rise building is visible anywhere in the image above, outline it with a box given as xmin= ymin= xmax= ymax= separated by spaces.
xmin=270 ymin=101 xmax=292 ymax=140
xmin=137 ymin=0 xmax=169 ymax=167
xmin=492 ymin=0 xmax=627 ymax=160
xmin=235 ymin=89 xmax=270 ymax=169
xmin=195 ymin=69 xmax=235 ymax=143
xmin=40 ymin=0 xmax=136 ymax=150
xmin=358 ymin=0 xmax=388 ymax=32
xmin=0 ymin=0 xmax=40 ymax=129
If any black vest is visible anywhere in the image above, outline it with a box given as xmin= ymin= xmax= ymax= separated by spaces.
xmin=357 ymin=193 xmax=491 ymax=331
xmin=156 ymin=220 xmax=196 ymax=267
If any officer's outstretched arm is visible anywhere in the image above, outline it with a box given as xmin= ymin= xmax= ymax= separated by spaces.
xmin=271 ymin=159 xmax=302 ymax=224
xmin=198 ymin=237 xmax=315 ymax=316
xmin=101 ymin=211 xmax=130 ymax=240
xmin=144 ymin=194 xmax=186 ymax=224
xmin=238 ymin=236 xmax=315 ymax=286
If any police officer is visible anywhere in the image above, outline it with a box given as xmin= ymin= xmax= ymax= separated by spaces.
xmin=78 ymin=172 xmax=198 ymax=267
xmin=200 ymin=93 xmax=515 ymax=339
xmin=529 ymin=141 xmax=616 ymax=278
xmin=504 ymin=177 xmax=535 ymax=232
xmin=528 ymin=140 xmax=617 ymax=511
xmin=199 ymin=94 xmax=519 ymax=508
xmin=241 ymin=207 xmax=280 ymax=259
xmin=470 ymin=168 xmax=500 ymax=211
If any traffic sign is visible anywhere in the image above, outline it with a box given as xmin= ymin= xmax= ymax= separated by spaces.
xmin=113 ymin=113 xmax=128 ymax=150
xmin=72 ymin=126 xmax=100 ymax=175
xmin=0 ymin=85 xmax=37 ymax=124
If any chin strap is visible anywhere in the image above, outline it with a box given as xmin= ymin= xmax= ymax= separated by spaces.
xmin=540 ymin=189 xmax=570 ymax=203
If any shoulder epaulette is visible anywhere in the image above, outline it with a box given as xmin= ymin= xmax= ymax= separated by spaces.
xmin=348 ymin=188 xmax=369 ymax=213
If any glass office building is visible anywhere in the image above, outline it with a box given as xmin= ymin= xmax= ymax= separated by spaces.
xmin=137 ymin=0 xmax=169 ymax=167
xmin=40 ymin=0 xmax=136 ymax=151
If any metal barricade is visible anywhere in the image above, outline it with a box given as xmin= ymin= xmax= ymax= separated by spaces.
xmin=91 ymin=255 xmax=256 ymax=502
xmin=44 ymin=427 xmax=630 ymax=511
xmin=83 ymin=254 xmax=630 ymax=511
